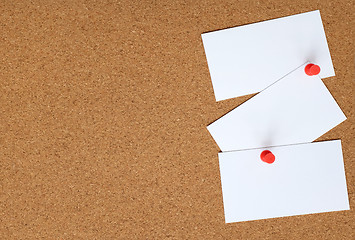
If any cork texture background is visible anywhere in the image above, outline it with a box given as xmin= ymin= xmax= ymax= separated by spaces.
xmin=0 ymin=0 xmax=354 ymax=239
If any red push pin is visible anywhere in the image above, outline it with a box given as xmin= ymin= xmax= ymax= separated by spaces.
xmin=260 ymin=150 xmax=275 ymax=164
xmin=305 ymin=63 xmax=321 ymax=76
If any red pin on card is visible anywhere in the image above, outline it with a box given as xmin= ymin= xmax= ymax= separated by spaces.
xmin=305 ymin=63 xmax=321 ymax=76
xmin=260 ymin=150 xmax=275 ymax=164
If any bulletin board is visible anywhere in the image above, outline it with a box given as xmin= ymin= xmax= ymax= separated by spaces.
xmin=0 ymin=0 xmax=354 ymax=239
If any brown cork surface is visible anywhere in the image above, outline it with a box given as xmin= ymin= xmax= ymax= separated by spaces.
xmin=0 ymin=0 xmax=354 ymax=239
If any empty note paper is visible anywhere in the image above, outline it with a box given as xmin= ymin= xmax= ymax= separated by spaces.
xmin=219 ymin=140 xmax=350 ymax=223
xmin=207 ymin=63 xmax=346 ymax=152
xmin=202 ymin=10 xmax=334 ymax=101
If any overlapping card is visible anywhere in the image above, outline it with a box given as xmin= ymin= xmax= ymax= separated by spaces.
xmin=202 ymin=10 xmax=349 ymax=223
xmin=207 ymin=63 xmax=346 ymax=152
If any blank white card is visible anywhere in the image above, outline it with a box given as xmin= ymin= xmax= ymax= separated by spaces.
xmin=207 ymin=63 xmax=346 ymax=152
xmin=219 ymin=140 xmax=349 ymax=223
xmin=202 ymin=10 xmax=334 ymax=101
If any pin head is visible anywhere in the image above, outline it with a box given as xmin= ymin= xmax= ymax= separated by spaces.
xmin=260 ymin=150 xmax=275 ymax=164
xmin=305 ymin=64 xmax=321 ymax=76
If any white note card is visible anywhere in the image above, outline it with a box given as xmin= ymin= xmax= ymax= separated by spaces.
xmin=202 ymin=10 xmax=334 ymax=101
xmin=207 ymin=63 xmax=346 ymax=152
xmin=219 ymin=140 xmax=350 ymax=223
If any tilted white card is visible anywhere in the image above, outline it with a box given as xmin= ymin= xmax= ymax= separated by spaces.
xmin=202 ymin=10 xmax=334 ymax=101
xmin=207 ymin=63 xmax=346 ymax=152
xmin=219 ymin=140 xmax=350 ymax=223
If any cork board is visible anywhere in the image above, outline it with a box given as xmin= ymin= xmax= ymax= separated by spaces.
xmin=0 ymin=0 xmax=354 ymax=239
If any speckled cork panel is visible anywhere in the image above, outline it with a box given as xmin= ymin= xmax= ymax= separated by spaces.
xmin=0 ymin=0 xmax=354 ymax=239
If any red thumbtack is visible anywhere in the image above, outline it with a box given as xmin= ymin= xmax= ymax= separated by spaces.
xmin=305 ymin=63 xmax=321 ymax=76
xmin=260 ymin=150 xmax=275 ymax=164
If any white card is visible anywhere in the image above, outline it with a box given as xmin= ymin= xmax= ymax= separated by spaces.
xmin=219 ymin=140 xmax=350 ymax=223
xmin=207 ymin=63 xmax=346 ymax=152
xmin=202 ymin=10 xmax=334 ymax=101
